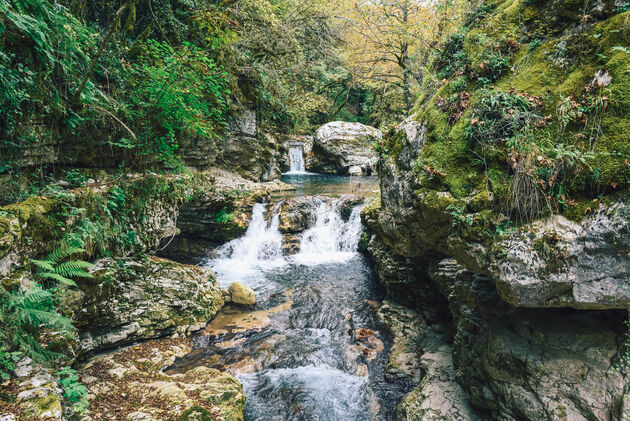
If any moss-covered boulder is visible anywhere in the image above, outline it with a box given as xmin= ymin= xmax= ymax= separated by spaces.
xmin=62 ymin=256 xmax=224 ymax=356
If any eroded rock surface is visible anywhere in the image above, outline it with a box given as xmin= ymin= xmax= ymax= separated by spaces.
xmin=430 ymin=259 xmax=626 ymax=420
xmin=80 ymin=338 xmax=245 ymax=421
xmin=309 ymin=122 xmax=381 ymax=175
xmin=63 ymin=256 xmax=224 ymax=356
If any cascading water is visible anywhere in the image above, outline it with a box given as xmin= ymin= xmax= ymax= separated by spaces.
xmin=175 ymin=196 xmax=408 ymax=421
xmin=209 ymin=202 xmax=285 ymax=290
xmin=295 ymin=203 xmax=364 ymax=265
xmin=286 ymin=145 xmax=307 ymax=174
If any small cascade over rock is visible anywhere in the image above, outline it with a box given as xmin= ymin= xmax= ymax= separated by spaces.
xmin=286 ymin=144 xmax=307 ymax=174
xmin=209 ymin=202 xmax=285 ymax=289
xmin=176 ymin=195 xmax=406 ymax=421
xmin=295 ymin=202 xmax=365 ymax=264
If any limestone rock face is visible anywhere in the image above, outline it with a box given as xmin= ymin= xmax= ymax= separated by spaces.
xmin=64 ymin=256 xmax=224 ymax=356
xmin=429 ymin=259 xmax=626 ymax=421
xmin=228 ymin=282 xmax=256 ymax=306
xmin=309 ymin=122 xmax=381 ymax=175
xmin=370 ymin=118 xmax=630 ymax=310
xmin=376 ymin=300 xmax=480 ymax=420
xmin=488 ymin=203 xmax=630 ymax=309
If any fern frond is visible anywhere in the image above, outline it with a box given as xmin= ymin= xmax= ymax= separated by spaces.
xmin=30 ymin=259 xmax=55 ymax=272
xmin=22 ymin=288 xmax=54 ymax=306
xmin=37 ymin=273 xmax=77 ymax=286
xmin=22 ymin=308 xmax=75 ymax=332
xmin=54 ymin=261 xmax=94 ymax=279
xmin=47 ymin=246 xmax=85 ymax=264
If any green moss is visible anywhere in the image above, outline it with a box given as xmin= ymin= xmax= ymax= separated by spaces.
xmin=179 ymin=406 xmax=212 ymax=421
xmin=23 ymin=394 xmax=62 ymax=418
xmin=386 ymin=129 xmax=407 ymax=162
xmin=406 ymin=4 xmax=629 ymax=222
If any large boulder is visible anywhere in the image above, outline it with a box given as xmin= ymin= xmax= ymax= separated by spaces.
xmin=309 ymin=122 xmax=381 ymax=175
xmin=62 ymin=256 xmax=225 ymax=356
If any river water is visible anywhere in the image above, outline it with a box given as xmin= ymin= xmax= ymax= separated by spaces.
xmin=170 ymin=174 xmax=408 ymax=420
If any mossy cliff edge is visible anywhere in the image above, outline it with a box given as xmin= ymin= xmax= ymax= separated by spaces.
xmin=365 ymin=1 xmax=630 ymax=419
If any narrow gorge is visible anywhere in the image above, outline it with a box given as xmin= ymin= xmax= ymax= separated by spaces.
xmin=1 ymin=0 xmax=629 ymax=420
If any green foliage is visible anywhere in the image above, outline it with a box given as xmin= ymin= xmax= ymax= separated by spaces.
xmin=57 ymin=366 xmax=88 ymax=414
xmin=447 ymin=204 xmax=473 ymax=229
xmin=215 ymin=207 xmax=235 ymax=224
xmin=0 ymin=0 xmax=95 ymax=163
xmin=31 ymin=246 xmax=94 ymax=287
xmin=0 ymin=345 xmax=21 ymax=381
xmin=466 ymin=90 xmax=543 ymax=149
xmin=63 ymin=170 xmax=89 ymax=188
xmin=434 ymin=33 xmax=468 ymax=79
xmin=124 ymin=40 xmax=230 ymax=168
xmin=0 ymin=284 xmax=76 ymax=378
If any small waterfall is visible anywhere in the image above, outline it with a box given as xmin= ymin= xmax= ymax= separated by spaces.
xmin=295 ymin=202 xmax=365 ymax=265
xmin=286 ymin=145 xmax=306 ymax=174
xmin=209 ymin=203 xmax=285 ymax=288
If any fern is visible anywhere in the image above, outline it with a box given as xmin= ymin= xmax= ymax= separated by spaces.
xmin=0 ymin=284 xmax=76 ymax=376
xmin=31 ymin=245 xmax=94 ymax=287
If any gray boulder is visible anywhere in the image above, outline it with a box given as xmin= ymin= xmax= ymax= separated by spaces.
xmin=63 ymin=256 xmax=224 ymax=356
xmin=309 ymin=122 xmax=381 ymax=175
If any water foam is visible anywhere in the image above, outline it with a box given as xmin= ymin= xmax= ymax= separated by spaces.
xmin=284 ymin=144 xmax=308 ymax=174
xmin=208 ymin=203 xmax=286 ymax=289
xmin=293 ymin=203 xmax=365 ymax=265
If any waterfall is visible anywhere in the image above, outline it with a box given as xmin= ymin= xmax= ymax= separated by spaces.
xmin=209 ymin=203 xmax=285 ymax=288
xmin=294 ymin=203 xmax=365 ymax=265
xmin=286 ymin=145 xmax=306 ymax=174
xmin=209 ymin=199 xmax=366 ymax=285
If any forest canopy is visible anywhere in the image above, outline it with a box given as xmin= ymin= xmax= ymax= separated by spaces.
xmin=0 ymin=0 xmax=469 ymax=185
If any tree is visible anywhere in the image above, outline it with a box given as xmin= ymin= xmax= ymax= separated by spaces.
xmin=344 ymin=0 xmax=469 ymax=114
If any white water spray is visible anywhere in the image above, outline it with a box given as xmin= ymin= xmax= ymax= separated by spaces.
xmin=294 ymin=203 xmax=365 ymax=265
xmin=286 ymin=145 xmax=307 ymax=174
xmin=209 ymin=203 xmax=285 ymax=288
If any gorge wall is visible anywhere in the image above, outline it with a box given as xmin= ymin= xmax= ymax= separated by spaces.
xmin=361 ymin=0 xmax=630 ymax=419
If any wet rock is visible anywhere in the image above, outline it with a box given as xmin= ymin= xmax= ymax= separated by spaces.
xmin=228 ymin=282 xmax=257 ymax=306
xmin=80 ymin=338 xmax=246 ymax=421
xmin=309 ymin=122 xmax=381 ymax=175
xmin=162 ymin=168 xmax=295 ymax=263
xmin=363 ymin=231 xmax=449 ymax=323
xmin=377 ymin=299 xmax=479 ymax=420
xmin=397 ymin=344 xmax=480 ymax=421
xmin=62 ymin=256 xmax=224 ymax=356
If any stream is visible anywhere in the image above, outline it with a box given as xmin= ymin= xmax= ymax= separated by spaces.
xmin=170 ymin=169 xmax=408 ymax=420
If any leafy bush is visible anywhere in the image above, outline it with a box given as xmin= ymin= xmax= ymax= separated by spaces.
xmin=57 ymin=366 xmax=88 ymax=414
xmin=124 ymin=40 xmax=230 ymax=168
xmin=434 ymin=33 xmax=468 ymax=79
xmin=466 ymin=91 xmax=543 ymax=148
xmin=215 ymin=207 xmax=236 ymax=224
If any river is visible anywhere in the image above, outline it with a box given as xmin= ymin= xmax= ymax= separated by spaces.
xmin=169 ymin=172 xmax=409 ymax=420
